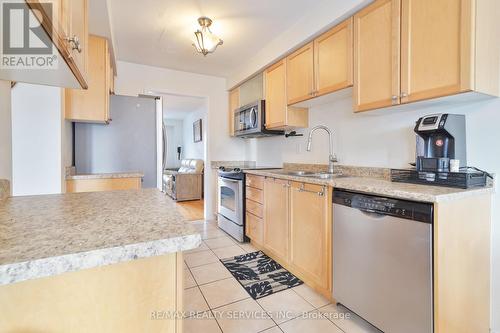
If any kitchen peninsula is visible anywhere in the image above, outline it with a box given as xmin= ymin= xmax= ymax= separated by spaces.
xmin=0 ymin=189 xmax=201 ymax=332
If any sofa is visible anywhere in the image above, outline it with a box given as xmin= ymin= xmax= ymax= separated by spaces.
xmin=163 ymin=159 xmax=204 ymax=201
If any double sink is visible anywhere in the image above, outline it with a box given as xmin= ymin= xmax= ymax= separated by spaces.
xmin=277 ymin=170 xmax=347 ymax=180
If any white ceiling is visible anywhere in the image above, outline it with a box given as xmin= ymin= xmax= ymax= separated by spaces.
xmin=89 ymin=0 xmax=117 ymax=71
xmin=162 ymin=94 xmax=206 ymax=120
xmin=108 ymin=0 xmax=314 ymax=78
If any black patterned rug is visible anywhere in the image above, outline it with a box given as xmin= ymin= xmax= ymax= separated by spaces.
xmin=220 ymin=251 xmax=303 ymax=300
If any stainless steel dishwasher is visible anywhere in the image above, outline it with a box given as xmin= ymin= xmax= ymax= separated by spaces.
xmin=333 ymin=190 xmax=433 ymax=333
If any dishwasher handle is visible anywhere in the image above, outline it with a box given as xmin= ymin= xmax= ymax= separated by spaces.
xmin=358 ymin=209 xmax=386 ymax=219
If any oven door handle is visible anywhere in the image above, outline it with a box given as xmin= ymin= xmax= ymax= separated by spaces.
xmin=219 ymin=177 xmax=241 ymax=183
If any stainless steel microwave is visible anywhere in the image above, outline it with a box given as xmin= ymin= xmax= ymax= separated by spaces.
xmin=233 ymin=100 xmax=284 ymax=138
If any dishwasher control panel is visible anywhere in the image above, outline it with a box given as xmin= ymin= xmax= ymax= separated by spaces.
xmin=333 ymin=190 xmax=433 ymax=223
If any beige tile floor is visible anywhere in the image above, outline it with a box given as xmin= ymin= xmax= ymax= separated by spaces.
xmin=183 ymin=220 xmax=381 ymax=333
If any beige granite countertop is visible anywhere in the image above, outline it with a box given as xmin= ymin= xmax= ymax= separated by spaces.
xmin=244 ymin=169 xmax=494 ymax=203
xmin=66 ymin=172 xmax=144 ymax=180
xmin=0 ymin=189 xmax=200 ymax=285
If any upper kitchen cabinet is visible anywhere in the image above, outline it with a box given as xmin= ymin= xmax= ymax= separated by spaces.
xmin=286 ymin=19 xmax=354 ymax=106
xmin=286 ymin=42 xmax=315 ymax=105
xmin=400 ymin=0 xmax=473 ymax=103
xmin=228 ymin=87 xmax=240 ymax=136
xmin=354 ymin=0 xmax=500 ymax=112
xmin=65 ymin=35 xmax=111 ymax=123
xmin=353 ymin=0 xmax=401 ymax=112
xmin=264 ymin=60 xmax=308 ymax=130
xmin=62 ymin=0 xmax=88 ymax=77
xmin=314 ymin=18 xmax=353 ymax=97
xmin=228 ymin=73 xmax=263 ymax=136
xmin=239 ymin=73 xmax=264 ymax=106
xmin=0 ymin=0 xmax=88 ymax=89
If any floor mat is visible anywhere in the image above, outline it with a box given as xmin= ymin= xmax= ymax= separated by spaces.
xmin=220 ymin=251 xmax=303 ymax=300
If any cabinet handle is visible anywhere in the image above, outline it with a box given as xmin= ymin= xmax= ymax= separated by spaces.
xmin=66 ymin=36 xmax=82 ymax=53
xmin=298 ymin=184 xmax=325 ymax=196
xmin=401 ymin=92 xmax=408 ymax=98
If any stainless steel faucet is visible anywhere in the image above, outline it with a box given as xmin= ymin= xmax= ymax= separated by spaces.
xmin=306 ymin=125 xmax=337 ymax=174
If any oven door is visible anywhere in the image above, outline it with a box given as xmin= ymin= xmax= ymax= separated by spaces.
xmin=218 ymin=176 xmax=244 ymax=225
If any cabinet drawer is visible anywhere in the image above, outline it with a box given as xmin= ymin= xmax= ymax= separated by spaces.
xmin=246 ymin=186 xmax=263 ymax=204
xmin=246 ymin=199 xmax=263 ymax=218
xmin=246 ymin=175 xmax=264 ymax=189
xmin=246 ymin=213 xmax=263 ymax=245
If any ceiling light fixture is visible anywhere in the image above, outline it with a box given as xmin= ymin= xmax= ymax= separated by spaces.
xmin=192 ymin=17 xmax=223 ymax=56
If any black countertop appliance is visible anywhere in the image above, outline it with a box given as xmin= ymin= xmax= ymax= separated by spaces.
xmin=414 ymin=113 xmax=466 ymax=172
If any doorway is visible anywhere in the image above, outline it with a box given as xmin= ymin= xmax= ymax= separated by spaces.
xmin=161 ymin=93 xmax=208 ymax=221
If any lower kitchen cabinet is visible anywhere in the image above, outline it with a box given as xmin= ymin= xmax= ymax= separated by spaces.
xmin=289 ymin=182 xmax=332 ymax=295
xmin=262 ymin=177 xmax=290 ymax=264
xmin=247 ymin=176 xmax=332 ymax=297
xmin=246 ymin=212 xmax=264 ymax=246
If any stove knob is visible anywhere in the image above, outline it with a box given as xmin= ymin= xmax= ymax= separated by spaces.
xmin=234 ymin=168 xmax=241 ymax=172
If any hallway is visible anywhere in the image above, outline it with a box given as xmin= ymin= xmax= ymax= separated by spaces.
xmin=177 ymin=199 xmax=204 ymax=221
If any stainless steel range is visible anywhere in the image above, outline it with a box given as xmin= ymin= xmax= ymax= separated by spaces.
xmin=217 ymin=166 xmax=278 ymax=242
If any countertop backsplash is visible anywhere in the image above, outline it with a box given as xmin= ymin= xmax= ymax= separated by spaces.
xmin=210 ymin=160 xmax=256 ymax=169
xmin=0 ymin=180 xmax=10 ymax=200
xmin=65 ymin=166 xmax=77 ymax=177
xmin=283 ymin=163 xmax=390 ymax=180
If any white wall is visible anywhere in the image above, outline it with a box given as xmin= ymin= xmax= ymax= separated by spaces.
xmin=0 ymin=80 xmax=12 ymax=186
xmin=182 ymin=108 xmax=206 ymax=161
xmin=249 ymin=94 xmax=500 ymax=330
xmin=11 ymin=83 xmax=63 ymax=196
xmin=115 ymin=61 xmax=248 ymax=219
xmin=164 ymin=118 xmax=184 ymax=169
xmin=227 ymin=0 xmax=371 ymax=88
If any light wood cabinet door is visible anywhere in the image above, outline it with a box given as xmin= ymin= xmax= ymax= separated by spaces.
xmin=400 ymin=0 xmax=473 ymax=104
xmin=315 ymin=18 xmax=353 ymax=97
xmin=263 ymin=178 xmax=289 ymax=263
xmin=66 ymin=0 xmax=88 ymax=77
xmin=264 ymin=60 xmax=287 ymax=129
xmin=65 ymin=35 xmax=110 ymax=123
xmin=246 ymin=213 xmax=264 ymax=246
xmin=353 ymin=0 xmax=401 ymax=112
xmin=228 ymin=88 xmax=240 ymax=136
xmin=286 ymin=42 xmax=315 ymax=105
xmin=289 ymin=183 xmax=332 ymax=294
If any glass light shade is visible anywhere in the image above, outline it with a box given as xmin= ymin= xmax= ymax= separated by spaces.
xmin=192 ymin=18 xmax=223 ymax=56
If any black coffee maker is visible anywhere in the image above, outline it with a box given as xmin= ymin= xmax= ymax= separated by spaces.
xmin=414 ymin=114 xmax=466 ymax=172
